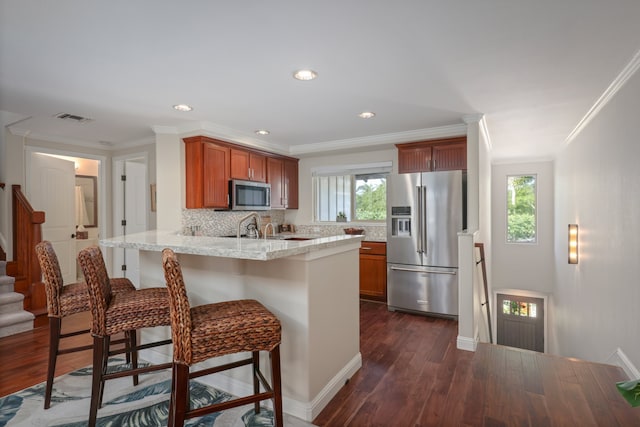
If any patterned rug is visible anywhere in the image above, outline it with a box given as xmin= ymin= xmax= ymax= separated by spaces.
xmin=0 ymin=361 xmax=313 ymax=427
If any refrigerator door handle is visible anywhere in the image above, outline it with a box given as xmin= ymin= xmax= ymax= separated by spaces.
xmin=422 ymin=185 xmax=428 ymax=257
xmin=416 ymin=185 xmax=423 ymax=254
xmin=390 ymin=266 xmax=457 ymax=275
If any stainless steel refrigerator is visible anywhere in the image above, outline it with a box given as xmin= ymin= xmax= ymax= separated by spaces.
xmin=386 ymin=170 xmax=465 ymax=317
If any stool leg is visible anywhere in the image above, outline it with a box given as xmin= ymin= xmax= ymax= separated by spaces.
xmin=271 ymin=346 xmax=283 ymax=427
xmin=252 ymin=351 xmax=260 ymax=414
xmin=89 ymin=336 xmax=106 ymax=427
xmin=128 ymin=330 xmax=139 ymax=385
xmin=44 ymin=317 xmax=61 ymax=409
xmin=169 ymin=363 xmax=189 ymax=427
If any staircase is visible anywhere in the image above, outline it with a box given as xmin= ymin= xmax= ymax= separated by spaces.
xmin=0 ymin=260 xmax=35 ymax=337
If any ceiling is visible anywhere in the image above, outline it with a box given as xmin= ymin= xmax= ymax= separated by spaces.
xmin=1 ymin=1 xmax=639 ymax=161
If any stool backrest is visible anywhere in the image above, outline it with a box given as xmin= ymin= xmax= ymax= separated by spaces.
xmin=161 ymin=248 xmax=193 ymax=364
xmin=78 ymin=246 xmax=113 ymax=336
xmin=35 ymin=240 xmax=64 ymax=317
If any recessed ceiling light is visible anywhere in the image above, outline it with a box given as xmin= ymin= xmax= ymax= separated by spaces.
xmin=293 ymin=69 xmax=318 ymax=81
xmin=173 ymin=104 xmax=193 ymax=112
xmin=255 ymin=130 xmax=270 ymax=136
xmin=358 ymin=111 xmax=376 ymax=119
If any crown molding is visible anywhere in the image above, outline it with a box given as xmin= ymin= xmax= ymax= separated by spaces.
xmin=479 ymin=116 xmax=493 ymax=152
xmin=7 ymin=126 xmax=154 ymax=151
xmin=565 ymin=48 xmax=640 ymax=146
xmin=289 ymin=123 xmax=468 ymax=156
xmin=153 ymin=121 xmax=290 ymax=155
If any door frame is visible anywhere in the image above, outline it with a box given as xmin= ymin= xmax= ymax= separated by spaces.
xmin=493 ymin=288 xmax=548 ymax=353
xmin=112 ymin=152 xmax=149 ymax=279
xmin=25 ymin=146 xmax=107 ymax=239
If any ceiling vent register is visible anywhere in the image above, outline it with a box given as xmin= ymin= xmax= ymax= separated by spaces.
xmin=54 ymin=112 xmax=93 ymax=124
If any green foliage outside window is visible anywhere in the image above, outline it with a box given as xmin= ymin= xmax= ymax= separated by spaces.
xmin=507 ymin=175 xmax=536 ymax=243
xmin=355 ymin=178 xmax=386 ymax=220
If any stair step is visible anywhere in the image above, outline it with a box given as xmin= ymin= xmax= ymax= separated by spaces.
xmin=0 ymin=292 xmax=25 ymax=314
xmin=0 ymin=274 xmax=15 ymax=287
xmin=0 ymin=280 xmax=14 ymax=294
xmin=0 ymin=310 xmax=34 ymax=338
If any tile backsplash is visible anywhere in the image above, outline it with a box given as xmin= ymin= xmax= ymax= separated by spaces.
xmin=181 ymin=209 xmax=386 ymax=241
xmin=182 ymin=209 xmax=286 ymax=236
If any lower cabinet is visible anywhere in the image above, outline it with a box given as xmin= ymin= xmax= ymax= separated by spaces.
xmin=359 ymin=241 xmax=387 ymax=301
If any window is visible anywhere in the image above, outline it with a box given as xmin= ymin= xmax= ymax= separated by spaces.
xmin=506 ymin=175 xmax=537 ymax=243
xmin=313 ymin=163 xmax=390 ymax=222
xmin=502 ymin=299 xmax=537 ymax=318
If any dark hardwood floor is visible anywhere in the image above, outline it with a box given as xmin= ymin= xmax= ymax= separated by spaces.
xmin=2 ymin=301 xmax=639 ymax=426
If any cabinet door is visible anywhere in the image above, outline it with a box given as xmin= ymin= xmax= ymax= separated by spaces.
xmin=359 ymin=242 xmax=387 ymax=301
xmin=432 ymin=142 xmax=466 ymax=171
xmin=250 ymin=152 xmax=267 ymax=182
xmin=267 ymin=157 xmax=284 ymax=208
xmin=283 ymin=159 xmax=298 ymax=209
xmin=184 ymin=139 xmax=204 ymax=208
xmin=230 ymin=149 xmax=250 ymax=180
xmin=397 ymin=145 xmax=432 ymax=173
xmin=203 ymin=143 xmax=230 ymax=208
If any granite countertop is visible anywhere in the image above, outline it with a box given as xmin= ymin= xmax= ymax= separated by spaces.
xmin=100 ymin=230 xmax=364 ymax=261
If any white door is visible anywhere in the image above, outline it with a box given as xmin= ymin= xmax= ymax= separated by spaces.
xmin=27 ymin=153 xmax=76 ymax=284
xmin=113 ymin=158 xmax=147 ymax=285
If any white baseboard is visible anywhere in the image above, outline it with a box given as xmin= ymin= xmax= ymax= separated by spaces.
xmin=606 ymin=348 xmax=640 ymax=380
xmin=457 ymin=335 xmax=477 ymax=352
xmin=140 ymin=348 xmax=363 ymax=422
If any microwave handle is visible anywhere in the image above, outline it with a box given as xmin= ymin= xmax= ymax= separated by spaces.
xmin=266 ymin=187 xmax=270 ymax=202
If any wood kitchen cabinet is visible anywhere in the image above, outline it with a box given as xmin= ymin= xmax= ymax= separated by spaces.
xmin=231 ymin=148 xmax=266 ymax=182
xmin=397 ymin=136 xmax=467 ymax=173
xmin=359 ymin=241 xmax=387 ymax=301
xmin=184 ymin=136 xmax=230 ymax=209
xmin=184 ymin=135 xmax=298 ymax=210
xmin=267 ymin=156 xmax=299 ymax=209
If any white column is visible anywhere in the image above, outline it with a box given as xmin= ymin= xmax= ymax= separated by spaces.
xmin=153 ymin=129 xmax=182 ymax=231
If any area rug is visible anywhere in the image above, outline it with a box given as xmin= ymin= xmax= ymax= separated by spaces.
xmin=0 ymin=360 xmax=314 ymax=427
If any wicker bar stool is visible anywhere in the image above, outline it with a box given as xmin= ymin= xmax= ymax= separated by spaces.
xmin=161 ymin=248 xmax=283 ymax=427
xmin=77 ymin=245 xmax=173 ymax=427
xmin=35 ymin=240 xmax=136 ymax=410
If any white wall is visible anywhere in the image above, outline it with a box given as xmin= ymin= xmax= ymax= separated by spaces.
xmin=552 ymin=68 xmax=640 ymax=367
xmin=491 ymin=161 xmax=555 ymax=295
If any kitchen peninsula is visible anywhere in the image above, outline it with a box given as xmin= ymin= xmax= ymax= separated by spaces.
xmin=101 ymin=230 xmax=364 ymax=421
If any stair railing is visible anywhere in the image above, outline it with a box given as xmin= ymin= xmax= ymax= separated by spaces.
xmin=11 ymin=184 xmax=45 ymax=314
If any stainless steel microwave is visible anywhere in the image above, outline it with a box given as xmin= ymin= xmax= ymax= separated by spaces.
xmin=230 ymin=179 xmax=271 ymax=211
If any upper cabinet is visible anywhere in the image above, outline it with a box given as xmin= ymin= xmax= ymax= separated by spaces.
xmin=267 ymin=156 xmax=299 ymax=209
xmin=396 ymin=136 xmax=467 ymax=173
xmin=184 ymin=136 xmax=230 ymax=209
xmin=184 ymin=135 xmax=298 ymax=210
xmin=230 ymin=148 xmax=267 ymax=182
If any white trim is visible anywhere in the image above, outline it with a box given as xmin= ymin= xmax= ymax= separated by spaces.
xmin=493 ymin=288 xmax=549 ymax=353
xmin=152 ymin=121 xmax=289 ymax=156
xmin=457 ymin=335 xmax=477 ymax=352
xmin=606 ymin=348 xmax=640 ymax=380
xmin=290 ymin=123 xmax=468 ymax=156
xmin=479 ymin=116 xmax=493 ymax=152
xmin=9 ymin=126 xmax=154 ymax=151
xmin=565 ymin=48 xmax=640 ymax=146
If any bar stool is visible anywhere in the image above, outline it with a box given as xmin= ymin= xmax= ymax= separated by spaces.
xmin=161 ymin=248 xmax=283 ymax=427
xmin=77 ymin=245 xmax=173 ymax=426
xmin=35 ymin=240 xmax=136 ymax=410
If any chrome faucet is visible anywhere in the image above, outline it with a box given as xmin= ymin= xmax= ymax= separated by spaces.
xmin=237 ymin=212 xmax=261 ymax=238
xmin=263 ymin=222 xmax=274 ymax=239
